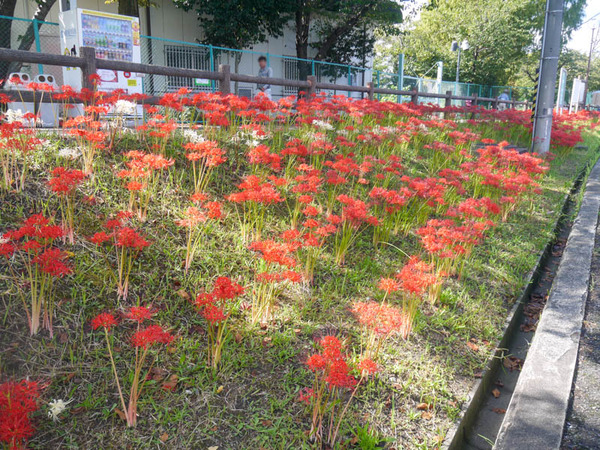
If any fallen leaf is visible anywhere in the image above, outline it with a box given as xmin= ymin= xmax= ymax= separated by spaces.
xmin=503 ymin=356 xmax=524 ymax=371
xmin=115 ymin=408 xmax=127 ymax=421
xmin=70 ymin=406 xmax=86 ymax=415
xmin=65 ymin=372 xmax=76 ymax=382
xmin=421 ymin=411 xmax=432 ymax=420
xmin=216 ymin=385 xmax=224 ymax=394
xmin=491 ymin=388 xmax=501 ymax=398
xmin=473 ymin=371 xmax=483 ymax=378
xmin=208 ymin=446 xmax=218 ymax=450
xmin=162 ymin=374 xmax=178 ymax=391
xmin=467 ymin=341 xmax=479 ymax=352
xmin=416 ymin=403 xmax=430 ymax=411
xmin=234 ymin=332 xmax=243 ymax=343
xmin=159 ymin=432 xmax=169 ymax=443
xmin=494 ymin=380 xmax=504 ymax=388
xmin=176 ymin=289 xmax=190 ymax=301
xmin=261 ymin=419 xmax=273 ymax=426
xmin=492 ymin=408 xmax=506 ymax=414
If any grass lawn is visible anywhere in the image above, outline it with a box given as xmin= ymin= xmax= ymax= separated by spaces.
xmin=1 ymin=98 xmax=599 ymax=449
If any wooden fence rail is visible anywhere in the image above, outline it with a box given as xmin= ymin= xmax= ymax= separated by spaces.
xmin=0 ymin=46 xmax=529 ymax=109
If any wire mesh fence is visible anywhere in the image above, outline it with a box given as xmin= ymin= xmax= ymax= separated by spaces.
xmin=0 ymin=14 xmax=533 ymax=106
xmin=0 ymin=15 xmax=63 ymax=86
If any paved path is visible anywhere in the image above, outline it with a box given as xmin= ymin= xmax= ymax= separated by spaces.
xmin=495 ymin=161 xmax=600 ymax=449
xmin=561 ymin=217 xmax=600 ymax=449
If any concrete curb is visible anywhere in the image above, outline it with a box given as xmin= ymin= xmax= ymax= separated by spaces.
xmin=441 ymin=156 xmax=596 ymax=450
xmin=494 ymin=159 xmax=600 ymax=449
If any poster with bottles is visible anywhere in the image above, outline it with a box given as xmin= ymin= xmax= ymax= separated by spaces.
xmin=59 ymin=8 xmax=143 ymax=95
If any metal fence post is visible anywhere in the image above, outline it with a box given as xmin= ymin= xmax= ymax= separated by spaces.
xmin=81 ymin=46 xmax=97 ymax=91
xmin=209 ymin=45 xmax=215 ymax=92
xmin=33 ymin=19 xmax=43 ymax=74
xmin=219 ymin=64 xmax=231 ymax=95
xmin=347 ymin=66 xmax=351 ymax=98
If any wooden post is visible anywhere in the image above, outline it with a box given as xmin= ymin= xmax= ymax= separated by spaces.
xmin=410 ymin=89 xmax=419 ymax=105
xmin=443 ymin=90 xmax=453 ymax=119
xmin=444 ymin=90 xmax=453 ymax=108
xmin=219 ymin=64 xmax=231 ymax=95
xmin=307 ymin=75 xmax=316 ymax=98
xmin=492 ymin=97 xmax=499 ymax=110
xmin=367 ymin=82 xmax=374 ymax=101
xmin=472 ymin=93 xmax=478 ymax=107
xmin=80 ymin=46 xmax=97 ymax=91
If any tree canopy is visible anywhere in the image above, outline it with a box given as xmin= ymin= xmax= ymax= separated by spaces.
xmin=376 ymin=0 xmax=587 ymax=87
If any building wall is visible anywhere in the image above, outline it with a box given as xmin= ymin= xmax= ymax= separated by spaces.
xmin=11 ymin=0 xmax=373 ymax=98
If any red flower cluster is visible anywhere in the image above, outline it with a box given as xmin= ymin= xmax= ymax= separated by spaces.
xmin=195 ymin=277 xmax=244 ymax=324
xmin=48 ymin=166 xmax=87 ymax=194
xmin=184 ymin=141 xmax=227 ymax=167
xmin=91 ymin=312 xmax=119 ymax=331
xmin=306 ymin=336 xmax=357 ymax=389
xmin=0 ymin=380 xmax=40 ymax=449
xmin=351 ymin=301 xmax=404 ymax=336
xmin=131 ymin=325 xmax=174 ymax=349
xmin=227 ymin=175 xmax=284 ymax=205
xmin=90 ymin=218 xmax=149 ymax=250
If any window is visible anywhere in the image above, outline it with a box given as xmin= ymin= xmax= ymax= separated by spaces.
xmin=283 ymin=57 xmax=321 ymax=95
xmin=164 ymin=45 xmax=216 ymax=92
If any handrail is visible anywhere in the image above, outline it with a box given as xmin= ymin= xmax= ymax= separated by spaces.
xmin=0 ymin=47 xmax=529 ymax=109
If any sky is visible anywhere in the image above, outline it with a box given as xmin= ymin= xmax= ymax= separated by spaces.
xmin=567 ymin=1 xmax=600 ymax=54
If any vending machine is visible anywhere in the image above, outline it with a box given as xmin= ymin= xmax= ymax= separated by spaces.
xmin=59 ymin=6 xmax=143 ymax=95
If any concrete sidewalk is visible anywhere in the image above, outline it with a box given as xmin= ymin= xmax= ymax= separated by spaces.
xmin=495 ymin=160 xmax=600 ymax=449
xmin=561 ymin=222 xmax=600 ymax=449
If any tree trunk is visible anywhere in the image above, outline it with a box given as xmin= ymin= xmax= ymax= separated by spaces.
xmin=295 ymin=1 xmax=311 ymax=88
xmin=313 ymin=1 xmax=376 ymax=61
xmin=6 ymin=0 xmax=58 ymax=76
xmin=0 ymin=0 xmax=18 ymax=85
xmin=118 ymin=0 xmax=139 ymax=18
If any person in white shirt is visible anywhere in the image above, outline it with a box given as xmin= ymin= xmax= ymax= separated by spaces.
xmin=257 ymin=56 xmax=273 ymax=100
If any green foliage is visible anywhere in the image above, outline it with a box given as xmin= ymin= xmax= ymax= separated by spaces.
xmin=377 ymin=0 xmax=586 ymax=86
xmin=173 ymin=0 xmax=292 ymax=50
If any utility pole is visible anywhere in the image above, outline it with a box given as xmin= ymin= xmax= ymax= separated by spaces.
xmin=531 ymin=0 xmax=564 ymax=154
xmin=583 ymin=25 xmax=597 ymax=108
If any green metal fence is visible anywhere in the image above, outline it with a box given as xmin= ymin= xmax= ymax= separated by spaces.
xmin=0 ymin=14 xmax=534 ymax=105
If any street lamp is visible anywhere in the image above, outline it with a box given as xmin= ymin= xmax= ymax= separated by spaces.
xmin=451 ymin=40 xmax=469 ymax=84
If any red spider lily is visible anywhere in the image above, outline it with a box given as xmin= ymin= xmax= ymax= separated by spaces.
xmin=136 ymin=116 xmax=178 ymax=155
xmin=176 ymin=198 xmax=223 ymax=273
xmin=0 ymin=380 xmax=40 ymax=449
xmin=48 ymin=167 xmax=87 ymax=244
xmin=351 ymin=301 xmax=404 ymax=358
xmin=1 ymin=213 xmax=71 ymax=337
xmin=90 ymin=217 xmax=149 ymax=300
xmin=195 ymin=277 xmax=245 ymax=368
xmin=62 ymin=113 xmax=108 ymax=174
xmin=248 ymin=238 xmax=302 ymax=323
xmin=91 ymin=312 xmax=173 ymax=427
xmin=125 ymin=306 xmax=154 ymax=323
xmin=91 ymin=312 xmax=118 ymax=331
xmin=0 ymin=121 xmax=44 ymax=191
xmin=384 ymin=256 xmax=441 ymax=338
xmin=333 ymin=194 xmax=379 ymax=265
xmin=227 ymin=175 xmax=285 ymax=241
xmin=303 ymin=335 xmax=374 ymax=446
xmin=184 ymin=140 xmax=226 ymax=193
xmin=247 ymin=144 xmax=282 ymax=172
xmin=118 ymin=151 xmax=174 ymax=221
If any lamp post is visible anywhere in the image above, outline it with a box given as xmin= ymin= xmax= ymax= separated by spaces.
xmin=451 ymin=40 xmax=469 ymax=94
